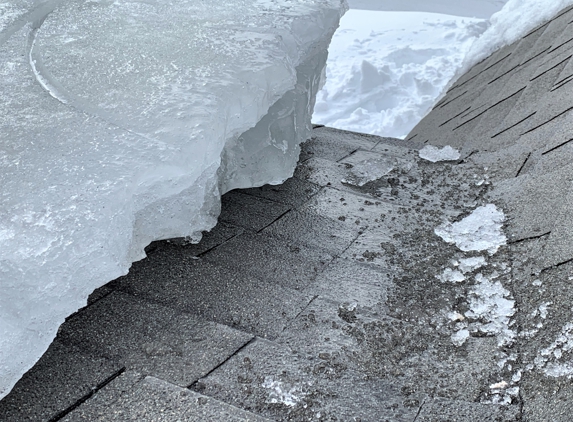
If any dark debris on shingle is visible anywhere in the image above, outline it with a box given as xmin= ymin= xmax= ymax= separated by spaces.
xmin=4 ymin=3 xmax=573 ymax=421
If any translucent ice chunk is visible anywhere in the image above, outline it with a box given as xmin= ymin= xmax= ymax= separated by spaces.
xmin=0 ymin=0 xmax=347 ymax=400
xmin=419 ymin=145 xmax=461 ymax=162
xmin=341 ymin=157 xmax=394 ymax=186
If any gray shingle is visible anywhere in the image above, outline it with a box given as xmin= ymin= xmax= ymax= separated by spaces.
xmin=520 ymin=7 xmax=573 ymax=64
xmin=0 ymin=341 xmax=122 ymax=422
xmin=219 ymin=191 xmax=291 ymax=232
xmin=299 ymin=126 xmax=380 ymax=163
xmin=112 ymin=244 xmax=313 ymax=339
xmin=491 ymin=164 xmax=573 ymax=241
xmin=260 ymin=209 xmax=359 ymax=256
xmin=202 ymin=231 xmax=334 ymax=288
xmin=61 ymin=371 xmax=143 ymax=422
xmin=65 ymin=375 xmax=270 ymax=422
xmin=416 ymin=398 xmax=520 ymax=422
xmin=239 ymin=177 xmax=321 ymax=208
xmin=58 ymin=292 xmax=252 ymax=386
xmin=194 ymin=338 xmax=418 ymax=422
xmin=540 ymin=188 xmax=573 ymax=268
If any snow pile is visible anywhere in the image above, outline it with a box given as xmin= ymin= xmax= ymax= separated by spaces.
xmin=434 ymin=204 xmax=507 ymax=254
xmin=459 ymin=0 xmax=573 ymax=75
xmin=314 ymin=0 xmax=573 ymax=139
xmin=313 ymin=10 xmax=488 ymax=138
xmin=0 ymin=0 xmax=346 ymax=400
xmin=419 ymin=145 xmax=461 ymax=162
xmin=348 ymin=0 xmax=508 ymax=19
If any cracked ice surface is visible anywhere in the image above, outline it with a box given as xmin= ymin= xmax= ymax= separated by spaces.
xmin=0 ymin=0 xmax=347 ymax=399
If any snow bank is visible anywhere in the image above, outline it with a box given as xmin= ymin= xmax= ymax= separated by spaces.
xmin=313 ymin=10 xmax=488 ymax=138
xmin=348 ymin=0 xmax=507 ymax=19
xmin=0 ymin=0 xmax=346 ymax=400
xmin=459 ymin=0 xmax=573 ymax=76
xmin=314 ymin=0 xmax=573 ymax=140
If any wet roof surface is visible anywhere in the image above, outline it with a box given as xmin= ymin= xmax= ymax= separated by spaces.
xmin=3 ymin=4 xmax=573 ymax=421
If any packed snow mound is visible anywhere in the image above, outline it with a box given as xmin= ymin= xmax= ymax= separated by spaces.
xmin=312 ymin=10 xmax=488 ymax=138
xmin=459 ymin=0 xmax=573 ymax=75
xmin=0 ymin=0 xmax=346 ymax=400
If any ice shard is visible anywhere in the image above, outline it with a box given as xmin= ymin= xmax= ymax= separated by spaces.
xmin=0 ymin=0 xmax=347 ymax=399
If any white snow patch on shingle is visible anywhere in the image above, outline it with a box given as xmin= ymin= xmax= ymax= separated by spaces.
xmin=458 ymin=256 xmax=487 ymax=273
xmin=262 ymin=377 xmax=304 ymax=407
xmin=451 ymin=329 xmax=470 ymax=346
xmin=534 ymin=322 xmax=573 ymax=378
xmin=439 ymin=268 xmax=465 ymax=283
xmin=465 ymin=273 xmax=516 ymax=346
xmin=434 ymin=204 xmax=506 ymax=254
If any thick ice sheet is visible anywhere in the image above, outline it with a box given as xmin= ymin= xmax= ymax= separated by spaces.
xmin=0 ymin=0 xmax=346 ymax=399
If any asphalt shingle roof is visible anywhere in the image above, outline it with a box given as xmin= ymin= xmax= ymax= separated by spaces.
xmin=3 ymin=3 xmax=573 ymax=421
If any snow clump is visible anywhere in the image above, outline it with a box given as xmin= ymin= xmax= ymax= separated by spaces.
xmin=465 ymin=273 xmax=516 ymax=346
xmin=262 ymin=377 xmax=305 ymax=407
xmin=434 ymin=204 xmax=507 ymax=254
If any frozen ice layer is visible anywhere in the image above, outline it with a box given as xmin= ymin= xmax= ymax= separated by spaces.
xmin=0 ymin=0 xmax=347 ymax=399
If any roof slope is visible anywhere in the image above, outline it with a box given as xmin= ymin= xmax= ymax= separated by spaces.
xmin=409 ymin=3 xmax=573 ymax=269
xmin=0 ymin=125 xmax=522 ymax=421
xmin=2 ymin=4 xmax=573 ymax=422
xmin=408 ymin=4 xmax=573 ymax=419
